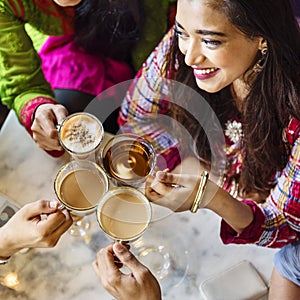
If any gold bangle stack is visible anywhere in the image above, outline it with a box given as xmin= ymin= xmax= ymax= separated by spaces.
xmin=190 ymin=171 xmax=209 ymax=213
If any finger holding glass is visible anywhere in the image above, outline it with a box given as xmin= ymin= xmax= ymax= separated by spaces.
xmin=93 ymin=242 xmax=162 ymax=300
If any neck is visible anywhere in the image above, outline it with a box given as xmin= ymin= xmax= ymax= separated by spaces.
xmin=231 ymin=79 xmax=250 ymax=112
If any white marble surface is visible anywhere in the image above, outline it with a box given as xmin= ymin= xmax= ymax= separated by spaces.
xmin=0 ymin=111 xmax=278 ymax=300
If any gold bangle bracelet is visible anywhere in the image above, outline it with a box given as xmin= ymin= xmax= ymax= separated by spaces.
xmin=190 ymin=171 xmax=209 ymax=213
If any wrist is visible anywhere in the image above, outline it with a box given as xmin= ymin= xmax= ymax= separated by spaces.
xmin=0 ymin=227 xmax=19 ymax=259
xmin=19 ymin=97 xmax=56 ymax=134
xmin=190 ymin=171 xmax=209 ymax=213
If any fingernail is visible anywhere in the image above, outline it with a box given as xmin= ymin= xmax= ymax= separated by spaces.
xmin=49 ymin=201 xmax=57 ymax=208
xmin=114 ymin=243 xmax=125 ymax=253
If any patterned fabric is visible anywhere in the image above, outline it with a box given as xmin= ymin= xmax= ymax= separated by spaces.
xmin=118 ymin=29 xmax=182 ymax=170
xmin=221 ymin=118 xmax=300 ymax=248
xmin=118 ymin=28 xmax=300 ymax=248
xmin=19 ymin=96 xmax=56 ymax=133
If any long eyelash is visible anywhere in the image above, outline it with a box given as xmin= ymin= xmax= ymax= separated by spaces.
xmin=202 ymin=39 xmax=221 ymax=46
xmin=173 ymin=27 xmax=182 ymax=35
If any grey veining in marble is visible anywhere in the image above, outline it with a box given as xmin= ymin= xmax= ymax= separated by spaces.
xmin=0 ymin=111 xmax=277 ymax=299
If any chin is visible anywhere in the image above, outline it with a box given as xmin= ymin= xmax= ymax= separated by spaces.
xmin=54 ymin=0 xmax=81 ymax=6
xmin=195 ymin=81 xmax=224 ymax=93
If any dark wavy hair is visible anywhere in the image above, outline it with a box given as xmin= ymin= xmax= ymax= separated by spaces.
xmin=166 ymin=0 xmax=300 ymax=196
xmin=74 ymin=0 xmax=143 ymax=61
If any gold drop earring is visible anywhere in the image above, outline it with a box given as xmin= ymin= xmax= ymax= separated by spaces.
xmin=253 ymin=43 xmax=268 ymax=73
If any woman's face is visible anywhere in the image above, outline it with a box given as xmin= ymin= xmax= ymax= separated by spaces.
xmin=53 ymin=0 xmax=81 ymax=7
xmin=176 ymin=0 xmax=263 ymax=93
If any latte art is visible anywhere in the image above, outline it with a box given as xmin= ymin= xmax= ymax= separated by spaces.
xmin=59 ymin=113 xmax=103 ymax=154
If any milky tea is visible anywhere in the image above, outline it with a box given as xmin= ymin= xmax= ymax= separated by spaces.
xmin=58 ymin=113 xmax=103 ymax=158
xmin=54 ymin=161 xmax=108 ymax=216
xmin=97 ymin=188 xmax=152 ymax=242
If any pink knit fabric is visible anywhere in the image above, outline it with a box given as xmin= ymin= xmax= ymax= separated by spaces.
xmin=39 ymin=35 xmax=134 ymax=96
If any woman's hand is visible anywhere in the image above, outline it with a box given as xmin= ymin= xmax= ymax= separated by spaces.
xmin=0 ymin=200 xmax=72 ymax=258
xmin=31 ymin=104 xmax=68 ymax=151
xmin=145 ymin=171 xmax=200 ymax=212
xmin=93 ymin=243 xmax=161 ymax=300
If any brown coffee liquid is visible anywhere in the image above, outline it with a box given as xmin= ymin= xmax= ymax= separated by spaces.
xmin=98 ymin=192 xmax=150 ymax=240
xmin=103 ymin=140 xmax=152 ymax=181
xmin=59 ymin=169 xmax=106 ymax=210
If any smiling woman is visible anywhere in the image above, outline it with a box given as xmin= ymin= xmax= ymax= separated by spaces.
xmin=116 ymin=0 xmax=300 ymax=298
xmin=174 ymin=0 xmax=264 ymax=94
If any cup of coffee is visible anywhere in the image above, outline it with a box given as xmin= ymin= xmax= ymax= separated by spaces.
xmin=54 ymin=160 xmax=109 ymax=217
xmin=58 ymin=112 xmax=104 ymax=161
xmin=100 ymin=134 xmax=156 ymax=187
xmin=96 ymin=187 xmax=152 ymax=242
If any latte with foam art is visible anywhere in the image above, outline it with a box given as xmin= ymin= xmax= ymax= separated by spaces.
xmin=59 ymin=113 xmax=103 ymax=155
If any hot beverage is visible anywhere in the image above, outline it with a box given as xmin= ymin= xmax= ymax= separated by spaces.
xmin=54 ymin=160 xmax=109 ymax=216
xmin=58 ymin=169 xmax=106 ymax=210
xmin=58 ymin=112 xmax=103 ymax=156
xmin=97 ymin=187 xmax=151 ymax=242
xmin=101 ymin=134 xmax=156 ymax=186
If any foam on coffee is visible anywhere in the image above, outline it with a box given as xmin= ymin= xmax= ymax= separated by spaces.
xmin=60 ymin=114 xmax=103 ymax=153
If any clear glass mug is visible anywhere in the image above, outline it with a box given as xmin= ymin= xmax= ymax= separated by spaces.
xmin=54 ymin=160 xmax=109 ymax=236
xmin=57 ymin=112 xmax=104 ymax=162
xmin=99 ymin=133 xmax=156 ymax=187
xmin=96 ymin=187 xmax=152 ymax=243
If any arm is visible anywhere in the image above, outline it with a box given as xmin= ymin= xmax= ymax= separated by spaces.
xmin=221 ymin=121 xmax=300 ymax=247
xmin=0 ymin=200 xmax=72 ymax=259
xmin=147 ymin=130 xmax=300 ymax=248
xmin=93 ymin=243 xmax=161 ymax=300
xmin=146 ymin=166 xmax=254 ymax=232
xmin=0 ymin=1 xmax=70 ymax=153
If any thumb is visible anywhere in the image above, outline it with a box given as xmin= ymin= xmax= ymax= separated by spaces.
xmin=113 ymin=243 xmax=142 ymax=271
xmin=23 ymin=200 xmax=59 ymax=219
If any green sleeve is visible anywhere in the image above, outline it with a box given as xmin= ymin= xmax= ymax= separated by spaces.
xmin=25 ymin=24 xmax=48 ymax=52
xmin=0 ymin=3 xmax=55 ymax=119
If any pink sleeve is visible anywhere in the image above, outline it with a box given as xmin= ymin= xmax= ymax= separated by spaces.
xmin=20 ymin=97 xmax=64 ymax=157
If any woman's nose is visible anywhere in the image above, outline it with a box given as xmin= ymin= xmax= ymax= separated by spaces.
xmin=184 ymin=39 xmax=205 ymax=67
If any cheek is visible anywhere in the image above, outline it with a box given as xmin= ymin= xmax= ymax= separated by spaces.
xmin=178 ymin=39 xmax=187 ymax=56
xmin=214 ymin=48 xmax=255 ymax=74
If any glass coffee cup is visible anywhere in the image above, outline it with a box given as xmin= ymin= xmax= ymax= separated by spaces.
xmin=54 ymin=160 xmax=109 ymax=236
xmin=100 ymin=134 xmax=156 ymax=187
xmin=96 ymin=187 xmax=152 ymax=243
xmin=58 ymin=112 xmax=104 ymax=161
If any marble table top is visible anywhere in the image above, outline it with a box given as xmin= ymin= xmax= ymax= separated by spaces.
xmin=0 ymin=111 xmax=278 ymax=300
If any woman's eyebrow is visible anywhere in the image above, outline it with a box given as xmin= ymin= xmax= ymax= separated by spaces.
xmin=175 ymin=20 xmax=226 ymax=37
